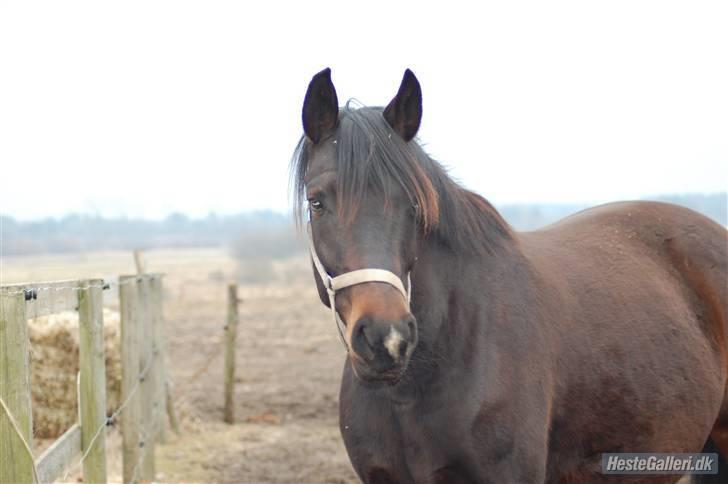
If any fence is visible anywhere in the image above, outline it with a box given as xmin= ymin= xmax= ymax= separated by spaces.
xmin=0 ymin=274 xmax=167 ymax=484
xmin=223 ymin=283 xmax=240 ymax=424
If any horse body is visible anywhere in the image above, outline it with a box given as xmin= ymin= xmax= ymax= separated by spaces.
xmin=293 ymin=68 xmax=728 ymax=483
xmin=340 ymin=201 xmax=727 ymax=483
xmin=528 ymin=201 xmax=727 ymax=483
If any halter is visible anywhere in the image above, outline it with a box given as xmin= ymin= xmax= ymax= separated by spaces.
xmin=307 ymin=223 xmax=411 ymax=352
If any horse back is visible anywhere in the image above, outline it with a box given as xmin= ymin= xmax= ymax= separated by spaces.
xmin=527 ymin=200 xmax=727 ymax=355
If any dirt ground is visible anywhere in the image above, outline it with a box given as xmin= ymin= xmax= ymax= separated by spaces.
xmin=3 ymin=248 xmax=359 ymax=483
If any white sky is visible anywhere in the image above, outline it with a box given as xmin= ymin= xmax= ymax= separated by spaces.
xmin=1 ymin=1 xmax=726 ymax=220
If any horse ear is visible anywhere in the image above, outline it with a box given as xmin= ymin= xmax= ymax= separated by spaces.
xmin=383 ymin=69 xmax=422 ymax=142
xmin=302 ymin=68 xmax=339 ymax=143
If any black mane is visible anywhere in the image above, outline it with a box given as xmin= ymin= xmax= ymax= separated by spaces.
xmin=290 ymin=104 xmax=512 ymax=254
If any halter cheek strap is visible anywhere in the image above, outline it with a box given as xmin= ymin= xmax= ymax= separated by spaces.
xmin=307 ymin=223 xmax=411 ymax=352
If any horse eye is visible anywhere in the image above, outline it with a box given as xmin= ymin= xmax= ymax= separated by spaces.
xmin=309 ymin=199 xmax=324 ymax=213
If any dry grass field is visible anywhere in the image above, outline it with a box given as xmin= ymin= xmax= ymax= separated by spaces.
xmin=2 ymin=248 xmax=358 ymax=483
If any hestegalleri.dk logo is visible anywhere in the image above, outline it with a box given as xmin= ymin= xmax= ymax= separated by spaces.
xmin=601 ymin=453 xmax=718 ymax=475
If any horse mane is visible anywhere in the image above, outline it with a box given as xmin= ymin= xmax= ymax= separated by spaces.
xmin=290 ymin=103 xmax=513 ymax=254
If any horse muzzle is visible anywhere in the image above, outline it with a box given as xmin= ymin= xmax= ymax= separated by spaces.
xmin=349 ymin=313 xmax=418 ymax=383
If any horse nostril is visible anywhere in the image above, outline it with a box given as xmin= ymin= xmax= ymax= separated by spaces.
xmin=398 ymin=339 xmax=408 ymax=358
xmin=405 ymin=317 xmax=417 ymax=341
xmin=356 ymin=319 xmax=376 ymax=360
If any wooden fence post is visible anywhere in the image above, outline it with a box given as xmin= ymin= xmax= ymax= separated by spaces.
xmin=133 ymin=250 xmax=146 ymax=275
xmin=165 ymin=379 xmax=180 ymax=435
xmin=133 ymin=251 xmax=178 ymax=438
xmin=149 ymin=276 xmax=167 ymax=443
xmin=0 ymin=288 xmax=34 ymax=484
xmin=78 ymin=280 xmax=108 ymax=483
xmin=120 ymin=276 xmax=141 ymax=484
xmin=137 ymin=277 xmax=155 ymax=481
xmin=223 ymin=283 xmax=239 ymax=424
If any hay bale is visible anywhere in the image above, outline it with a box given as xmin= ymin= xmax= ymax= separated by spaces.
xmin=29 ymin=309 xmax=122 ymax=439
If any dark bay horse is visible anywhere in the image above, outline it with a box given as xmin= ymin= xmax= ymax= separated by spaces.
xmin=291 ymin=68 xmax=728 ymax=483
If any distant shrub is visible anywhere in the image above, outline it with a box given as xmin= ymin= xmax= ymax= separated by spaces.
xmin=235 ymin=257 xmax=276 ymax=284
xmin=230 ymin=225 xmax=307 ymax=283
xmin=230 ymin=225 xmax=305 ymax=260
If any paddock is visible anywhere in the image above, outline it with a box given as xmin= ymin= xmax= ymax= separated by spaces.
xmin=1 ymin=248 xmax=356 ymax=483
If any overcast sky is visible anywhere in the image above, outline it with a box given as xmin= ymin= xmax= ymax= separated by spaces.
xmin=1 ymin=1 xmax=726 ymax=220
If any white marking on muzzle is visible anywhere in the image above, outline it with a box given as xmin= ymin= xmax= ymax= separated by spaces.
xmin=384 ymin=325 xmax=404 ymax=362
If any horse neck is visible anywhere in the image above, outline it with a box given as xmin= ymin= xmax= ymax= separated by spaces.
xmin=412 ymin=196 xmax=518 ymax=319
xmin=388 ymin=225 xmax=521 ymax=397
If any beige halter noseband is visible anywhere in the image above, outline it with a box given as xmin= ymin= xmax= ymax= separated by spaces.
xmin=307 ymin=223 xmax=411 ymax=351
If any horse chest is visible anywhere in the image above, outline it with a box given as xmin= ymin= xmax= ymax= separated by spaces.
xmin=398 ymin=410 xmax=445 ymax=473
xmin=358 ymin=402 xmax=476 ymax=483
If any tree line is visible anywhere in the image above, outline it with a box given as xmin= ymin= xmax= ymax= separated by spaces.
xmin=1 ymin=193 xmax=725 ymax=256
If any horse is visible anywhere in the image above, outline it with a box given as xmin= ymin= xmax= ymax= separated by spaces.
xmin=290 ymin=68 xmax=728 ymax=483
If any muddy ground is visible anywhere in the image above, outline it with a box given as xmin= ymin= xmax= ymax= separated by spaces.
xmin=4 ymin=249 xmax=358 ymax=483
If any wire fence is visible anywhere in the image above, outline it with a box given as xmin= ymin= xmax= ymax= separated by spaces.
xmin=62 ymin=349 xmax=157 ymax=482
xmin=0 ymin=395 xmax=41 ymax=484
xmin=129 ymin=381 xmax=168 ymax=484
xmin=175 ymin=335 xmax=226 ymax=394
xmin=0 ymin=350 xmax=157 ymax=484
xmin=0 ymin=274 xmax=168 ymax=484
xmin=1 ymin=275 xmax=151 ymax=298
xmin=1 ymin=272 xmax=233 ymax=483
